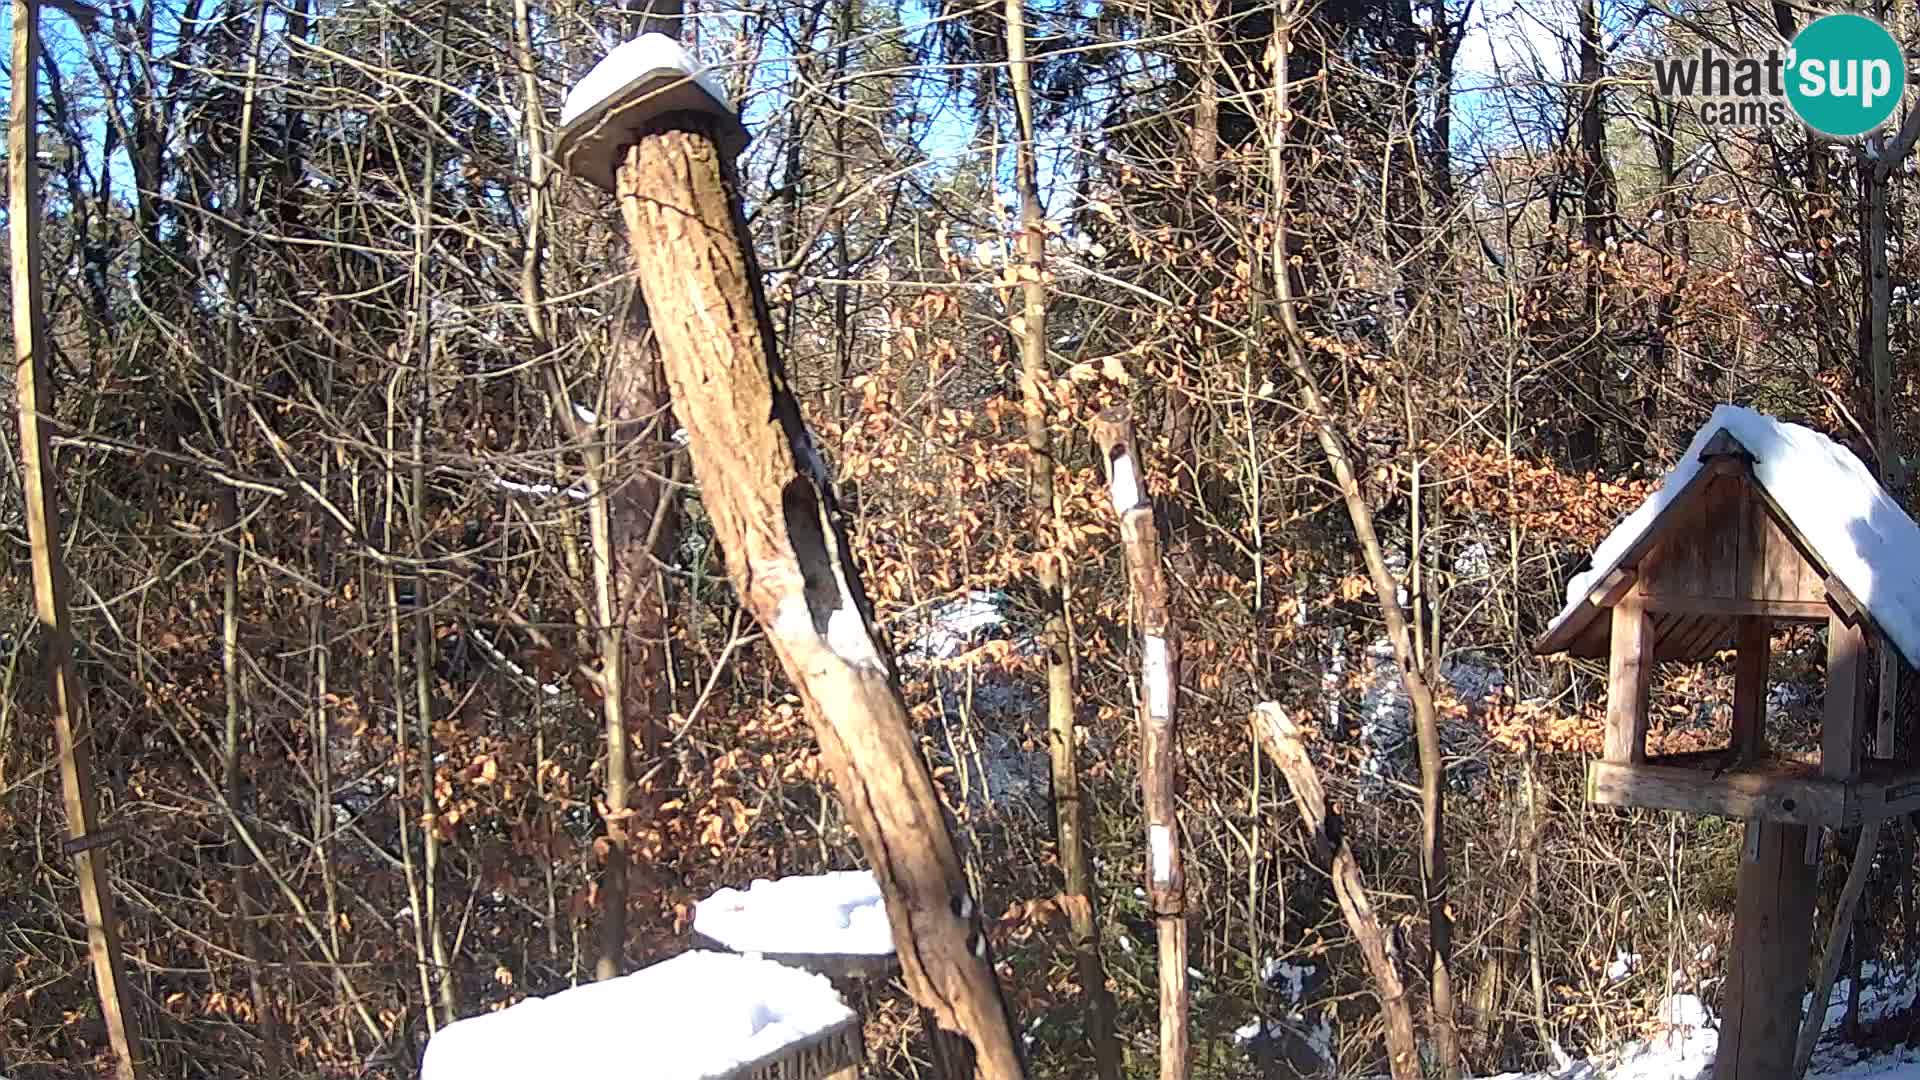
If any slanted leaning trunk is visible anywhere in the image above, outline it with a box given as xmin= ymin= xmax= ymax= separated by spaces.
xmin=614 ymin=119 xmax=1027 ymax=1080
xmin=1270 ymin=6 xmax=1458 ymax=1074
xmin=1253 ymin=704 xmax=1419 ymax=1080
xmin=1092 ymin=409 xmax=1188 ymax=1080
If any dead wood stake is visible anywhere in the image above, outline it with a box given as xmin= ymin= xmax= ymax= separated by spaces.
xmin=1091 ymin=408 xmax=1189 ymax=1079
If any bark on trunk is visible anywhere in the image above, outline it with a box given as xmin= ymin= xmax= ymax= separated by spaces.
xmin=615 ymin=121 xmax=1026 ymax=1080
xmin=1093 ymin=410 xmax=1188 ymax=1080
xmin=1005 ymin=1 xmax=1122 ymax=1074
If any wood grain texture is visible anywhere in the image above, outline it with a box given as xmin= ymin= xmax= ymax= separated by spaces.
xmin=1827 ymin=613 xmax=1867 ymax=781
xmin=1733 ymin=616 xmax=1772 ymax=762
xmin=619 ymin=124 xmax=1024 ymax=1079
xmin=1587 ymin=761 xmax=1845 ymax=827
xmin=1714 ymin=820 xmax=1818 ymax=1080
xmin=1604 ymin=596 xmax=1655 ymax=763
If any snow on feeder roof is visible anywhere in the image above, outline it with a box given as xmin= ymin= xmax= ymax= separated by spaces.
xmin=420 ymin=951 xmax=858 ymax=1080
xmin=694 ymin=871 xmax=897 ymax=979
xmin=555 ymin=33 xmax=748 ymax=193
xmin=1535 ymin=405 xmax=1920 ymax=669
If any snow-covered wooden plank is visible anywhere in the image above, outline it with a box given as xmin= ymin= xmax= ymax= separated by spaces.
xmin=693 ymin=870 xmax=897 ymax=978
xmin=421 ymin=951 xmax=858 ymax=1080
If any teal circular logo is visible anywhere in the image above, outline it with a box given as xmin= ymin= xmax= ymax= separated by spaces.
xmin=1786 ymin=14 xmax=1905 ymax=138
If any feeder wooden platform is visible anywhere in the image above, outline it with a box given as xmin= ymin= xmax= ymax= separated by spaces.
xmin=1588 ymin=752 xmax=1920 ymax=828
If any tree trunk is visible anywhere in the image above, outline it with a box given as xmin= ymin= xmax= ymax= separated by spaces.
xmin=1093 ymin=411 xmax=1188 ymax=1080
xmin=1253 ymin=705 xmax=1419 ymax=1080
xmin=219 ymin=3 xmax=283 ymax=1068
xmin=1270 ymin=9 xmax=1459 ymax=1075
xmin=615 ymin=121 xmax=1027 ymax=1080
xmin=1863 ymin=165 xmax=1901 ymax=493
xmin=1570 ymin=0 xmax=1611 ymax=469
xmin=11 ymin=4 xmax=142 ymax=1074
xmin=1005 ymin=2 xmax=1123 ymax=1076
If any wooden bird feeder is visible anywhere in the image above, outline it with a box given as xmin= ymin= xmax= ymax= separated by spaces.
xmin=1535 ymin=407 xmax=1920 ymax=1078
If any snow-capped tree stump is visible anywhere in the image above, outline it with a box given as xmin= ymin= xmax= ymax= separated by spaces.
xmin=1091 ymin=409 xmax=1189 ymax=1079
xmin=560 ymin=77 xmax=1026 ymax=1076
xmin=694 ymin=872 xmax=902 ymax=1080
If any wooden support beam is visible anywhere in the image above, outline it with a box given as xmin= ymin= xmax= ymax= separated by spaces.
xmin=1826 ymin=613 xmax=1867 ymax=782
xmin=1793 ymin=819 xmax=1884 ymax=1079
xmin=1824 ymin=576 xmax=1866 ymax=627
xmin=1639 ymin=595 xmax=1832 ymax=620
xmin=1091 ymin=409 xmax=1187 ymax=1080
xmin=10 ymin=4 xmax=141 ymax=1076
xmin=613 ymin=122 xmax=1024 ymax=1078
xmin=1733 ymin=616 xmax=1772 ymax=764
xmin=1604 ymin=595 xmax=1655 ymax=764
xmin=1586 ymin=567 xmax=1636 ymax=608
xmin=1714 ymin=820 xmax=1819 ymax=1079
xmin=1586 ymin=761 xmax=1846 ymax=827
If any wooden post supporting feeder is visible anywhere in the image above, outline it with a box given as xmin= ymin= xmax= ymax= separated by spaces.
xmin=552 ymin=36 xmax=1026 ymax=1080
xmin=1092 ymin=409 xmax=1189 ymax=1079
xmin=1534 ymin=408 xmax=1920 ymax=1079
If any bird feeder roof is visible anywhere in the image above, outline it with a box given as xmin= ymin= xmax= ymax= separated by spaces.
xmin=1535 ymin=406 xmax=1920 ymax=668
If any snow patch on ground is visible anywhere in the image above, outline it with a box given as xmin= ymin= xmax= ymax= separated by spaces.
xmin=1481 ymin=968 xmax=1920 ymax=1079
xmin=900 ymin=590 xmax=1008 ymax=661
xmin=1607 ymin=951 xmax=1642 ymax=984
xmin=1236 ymin=959 xmax=1333 ymax=1074
xmin=1356 ymin=639 xmax=1502 ymax=790
xmin=693 ymin=870 xmax=893 ymax=957
xmin=420 ymin=951 xmax=853 ymax=1079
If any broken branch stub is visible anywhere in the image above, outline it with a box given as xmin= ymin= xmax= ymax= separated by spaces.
xmin=1251 ymin=704 xmax=1420 ymax=1080
xmin=613 ymin=119 xmax=1025 ymax=1080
